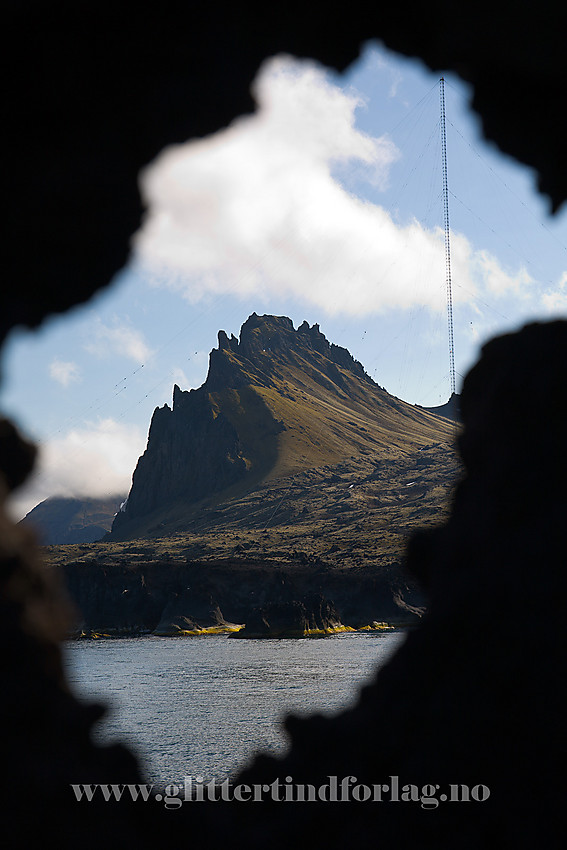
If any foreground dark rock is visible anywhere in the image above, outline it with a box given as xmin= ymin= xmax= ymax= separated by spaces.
xmin=0 ymin=428 xmax=148 ymax=845
xmin=5 ymin=319 xmax=564 ymax=850
xmin=194 ymin=320 xmax=567 ymax=845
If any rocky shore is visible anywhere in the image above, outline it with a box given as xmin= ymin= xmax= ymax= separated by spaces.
xmin=45 ymin=439 xmax=458 ymax=640
xmin=58 ymin=555 xmax=422 ymax=639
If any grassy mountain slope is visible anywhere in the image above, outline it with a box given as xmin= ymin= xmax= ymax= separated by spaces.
xmin=109 ymin=314 xmax=456 ymax=540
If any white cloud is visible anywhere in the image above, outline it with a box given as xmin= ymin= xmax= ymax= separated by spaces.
xmin=85 ymin=318 xmax=154 ymax=363
xmin=49 ymin=358 xmax=81 ymax=387
xmin=170 ymin=366 xmax=190 ymax=388
xmin=474 ymin=250 xmax=534 ymax=297
xmin=541 ymin=270 xmax=567 ymax=314
xmin=133 ymin=53 xmax=537 ymax=319
xmin=7 ymin=418 xmax=146 ymax=520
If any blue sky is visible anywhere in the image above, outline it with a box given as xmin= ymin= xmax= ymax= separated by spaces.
xmin=2 ymin=42 xmax=565 ymax=519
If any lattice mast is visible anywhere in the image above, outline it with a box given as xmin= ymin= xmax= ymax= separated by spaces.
xmin=440 ymin=77 xmax=456 ymax=396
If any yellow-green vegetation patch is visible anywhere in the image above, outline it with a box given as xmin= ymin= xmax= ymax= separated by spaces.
xmin=305 ymin=625 xmax=357 ymax=636
xmin=155 ymin=624 xmax=245 ymax=637
xmin=77 ymin=631 xmax=113 ymax=639
xmin=358 ymin=622 xmax=395 ymax=631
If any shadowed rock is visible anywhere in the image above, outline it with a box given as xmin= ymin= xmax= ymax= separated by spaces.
xmin=232 ymin=595 xmax=343 ymax=638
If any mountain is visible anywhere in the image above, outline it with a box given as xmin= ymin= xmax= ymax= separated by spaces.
xmin=22 ymin=495 xmax=125 ymax=545
xmin=53 ymin=314 xmax=460 ymax=635
xmin=109 ymin=313 xmax=455 ymax=541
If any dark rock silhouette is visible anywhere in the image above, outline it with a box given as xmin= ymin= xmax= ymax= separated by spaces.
xmin=2 ymin=2 xmax=566 ymax=846
xmin=0 ymin=426 xmax=148 ymax=846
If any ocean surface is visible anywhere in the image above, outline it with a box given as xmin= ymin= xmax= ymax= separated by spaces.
xmin=63 ymin=631 xmax=406 ymax=785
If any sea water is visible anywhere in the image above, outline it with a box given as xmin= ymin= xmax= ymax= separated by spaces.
xmin=63 ymin=631 xmax=406 ymax=785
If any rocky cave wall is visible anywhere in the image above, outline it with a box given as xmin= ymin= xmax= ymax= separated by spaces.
xmin=2 ymin=2 xmax=566 ymax=846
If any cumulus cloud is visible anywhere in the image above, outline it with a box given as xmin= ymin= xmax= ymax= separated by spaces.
xmin=170 ymin=366 xmax=191 ymax=388
xmin=473 ymin=250 xmax=534 ymax=297
xmin=541 ymin=270 xmax=567 ymax=314
xmin=7 ymin=419 xmax=146 ymax=520
xmin=85 ymin=318 xmax=154 ymax=363
xmin=133 ymin=54 xmax=534 ymax=318
xmin=49 ymin=358 xmax=81 ymax=386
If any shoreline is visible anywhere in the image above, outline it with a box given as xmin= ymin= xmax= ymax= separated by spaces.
xmin=70 ymin=621 xmax=402 ymax=640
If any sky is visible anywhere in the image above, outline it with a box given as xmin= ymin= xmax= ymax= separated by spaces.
xmin=2 ymin=42 xmax=566 ymax=520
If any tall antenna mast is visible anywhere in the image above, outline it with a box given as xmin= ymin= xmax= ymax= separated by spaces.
xmin=440 ymin=76 xmax=456 ymax=397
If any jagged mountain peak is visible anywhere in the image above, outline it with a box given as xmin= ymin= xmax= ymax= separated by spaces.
xmin=109 ymin=313 xmax=453 ymax=541
xmin=205 ymin=313 xmax=374 ymax=394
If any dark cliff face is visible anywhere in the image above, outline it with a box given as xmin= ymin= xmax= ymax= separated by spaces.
xmin=114 ymin=387 xmax=251 ymax=523
xmin=60 ymin=556 xmax=420 ymax=637
xmin=111 ymin=316 xmax=302 ymax=538
xmin=109 ymin=313 xmax=452 ymax=540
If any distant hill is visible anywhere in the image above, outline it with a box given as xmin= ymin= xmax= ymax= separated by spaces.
xmin=22 ymin=495 xmax=125 ymax=545
xmin=109 ymin=313 xmax=456 ymax=541
xmin=422 ymin=392 xmax=461 ymax=422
